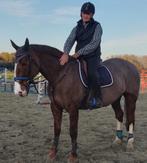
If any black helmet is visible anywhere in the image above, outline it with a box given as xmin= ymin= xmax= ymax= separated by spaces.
xmin=81 ymin=2 xmax=95 ymax=15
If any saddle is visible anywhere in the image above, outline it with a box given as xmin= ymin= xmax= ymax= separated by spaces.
xmin=77 ymin=60 xmax=113 ymax=88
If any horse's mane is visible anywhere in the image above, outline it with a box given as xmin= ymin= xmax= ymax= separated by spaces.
xmin=30 ymin=44 xmax=63 ymax=58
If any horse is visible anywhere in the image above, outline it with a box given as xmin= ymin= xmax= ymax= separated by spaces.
xmin=11 ymin=38 xmax=140 ymax=162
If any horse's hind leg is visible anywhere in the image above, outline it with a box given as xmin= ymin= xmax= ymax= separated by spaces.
xmin=111 ymin=96 xmax=124 ymax=145
xmin=124 ymin=92 xmax=137 ymax=151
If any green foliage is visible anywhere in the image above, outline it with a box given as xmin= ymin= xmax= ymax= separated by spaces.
xmin=0 ymin=52 xmax=15 ymax=63
xmin=0 ymin=52 xmax=15 ymax=70
xmin=0 ymin=51 xmax=146 ymax=73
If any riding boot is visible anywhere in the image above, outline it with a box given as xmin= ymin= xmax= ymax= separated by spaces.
xmin=88 ymin=88 xmax=103 ymax=109
xmin=93 ymin=84 xmax=103 ymax=107
xmin=87 ymin=84 xmax=103 ymax=109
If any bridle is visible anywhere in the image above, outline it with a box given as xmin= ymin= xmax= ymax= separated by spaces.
xmin=14 ymin=52 xmax=41 ymax=94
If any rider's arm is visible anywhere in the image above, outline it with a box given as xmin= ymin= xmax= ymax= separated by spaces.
xmin=77 ymin=23 xmax=103 ymax=56
xmin=63 ymin=27 xmax=77 ymax=55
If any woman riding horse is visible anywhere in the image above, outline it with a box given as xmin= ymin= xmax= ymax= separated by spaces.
xmin=60 ymin=2 xmax=103 ymax=108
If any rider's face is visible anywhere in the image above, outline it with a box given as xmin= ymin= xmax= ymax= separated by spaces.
xmin=81 ymin=12 xmax=93 ymax=22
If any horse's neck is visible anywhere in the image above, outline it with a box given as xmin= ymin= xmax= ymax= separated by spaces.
xmin=38 ymin=53 xmax=61 ymax=84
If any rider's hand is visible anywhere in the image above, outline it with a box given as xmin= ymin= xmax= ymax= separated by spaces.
xmin=60 ymin=53 xmax=69 ymax=65
xmin=72 ymin=53 xmax=80 ymax=59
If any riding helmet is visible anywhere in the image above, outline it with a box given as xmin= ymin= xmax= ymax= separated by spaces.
xmin=81 ymin=2 xmax=95 ymax=15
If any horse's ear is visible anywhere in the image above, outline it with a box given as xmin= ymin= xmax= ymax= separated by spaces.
xmin=24 ymin=38 xmax=30 ymax=50
xmin=10 ymin=40 xmax=19 ymax=50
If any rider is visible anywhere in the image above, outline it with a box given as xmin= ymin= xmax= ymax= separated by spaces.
xmin=60 ymin=2 xmax=103 ymax=108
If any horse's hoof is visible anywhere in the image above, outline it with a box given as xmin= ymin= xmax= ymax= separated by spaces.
xmin=67 ymin=153 xmax=79 ymax=163
xmin=48 ymin=147 xmax=57 ymax=160
xmin=126 ymin=143 xmax=134 ymax=152
xmin=111 ymin=137 xmax=123 ymax=151
xmin=112 ymin=137 xmax=122 ymax=146
xmin=126 ymin=138 xmax=134 ymax=152
xmin=126 ymin=142 xmax=134 ymax=152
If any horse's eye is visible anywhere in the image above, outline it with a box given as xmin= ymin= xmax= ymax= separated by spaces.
xmin=22 ymin=63 xmax=27 ymax=66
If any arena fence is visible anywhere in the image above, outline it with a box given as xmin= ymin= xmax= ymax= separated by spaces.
xmin=140 ymin=69 xmax=147 ymax=93
xmin=0 ymin=69 xmax=147 ymax=103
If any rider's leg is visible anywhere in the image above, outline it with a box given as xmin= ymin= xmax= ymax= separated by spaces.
xmin=85 ymin=55 xmax=102 ymax=107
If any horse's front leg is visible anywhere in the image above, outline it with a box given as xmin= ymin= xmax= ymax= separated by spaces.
xmin=49 ymin=102 xmax=63 ymax=160
xmin=68 ymin=108 xmax=79 ymax=162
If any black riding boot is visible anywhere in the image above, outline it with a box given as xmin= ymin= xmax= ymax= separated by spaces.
xmin=87 ymin=68 xmax=103 ymax=109
xmin=83 ymin=54 xmax=103 ymax=109
xmin=87 ymin=84 xmax=103 ymax=109
xmin=93 ymin=84 xmax=103 ymax=107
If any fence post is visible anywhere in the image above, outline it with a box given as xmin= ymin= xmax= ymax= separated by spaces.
xmin=4 ymin=68 xmax=7 ymax=83
xmin=36 ymin=74 xmax=46 ymax=104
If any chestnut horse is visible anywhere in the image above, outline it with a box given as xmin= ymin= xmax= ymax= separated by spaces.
xmin=11 ymin=38 xmax=140 ymax=162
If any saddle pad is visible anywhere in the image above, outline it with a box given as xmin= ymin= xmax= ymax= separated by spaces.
xmin=77 ymin=60 xmax=113 ymax=88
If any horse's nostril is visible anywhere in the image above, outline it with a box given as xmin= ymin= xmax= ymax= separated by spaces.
xmin=18 ymin=91 xmax=23 ymax=96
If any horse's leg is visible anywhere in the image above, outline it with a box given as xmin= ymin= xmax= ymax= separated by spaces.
xmin=124 ymin=92 xmax=137 ymax=151
xmin=111 ymin=97 xmax=124 ymax=145
xmin=68 ymin=108 xmax=79 ymax=162
xmin=49 ymin=102 xmax=63 ymax=160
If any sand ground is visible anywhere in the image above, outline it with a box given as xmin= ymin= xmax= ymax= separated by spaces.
xmin=0 ymin=93 xmax=147 ymax=163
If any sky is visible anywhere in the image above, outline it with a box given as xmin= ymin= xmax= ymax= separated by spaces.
xmin=0 ymin=0 xmax=147 ymax=59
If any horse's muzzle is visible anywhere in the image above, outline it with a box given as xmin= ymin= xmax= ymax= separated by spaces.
xmin=14 ymin=82 xmax=28 ymax=97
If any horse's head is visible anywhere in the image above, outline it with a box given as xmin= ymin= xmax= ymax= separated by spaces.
xmin=11 ymin=38 xmax=39 ymax=97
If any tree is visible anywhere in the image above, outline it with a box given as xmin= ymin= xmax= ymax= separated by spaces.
xmin=0 ymin=52 xmax=15 ymax=63
xmin=110 ymin=54 xmax=145 ymax=72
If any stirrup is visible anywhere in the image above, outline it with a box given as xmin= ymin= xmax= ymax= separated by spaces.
xmin=88 ymin=97 xmax=103 ymax=109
